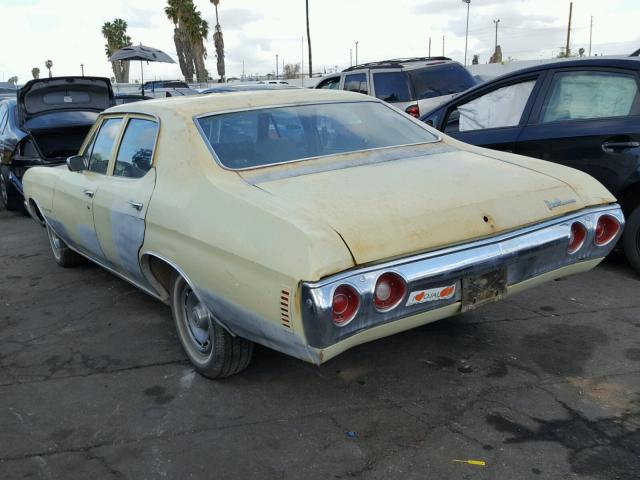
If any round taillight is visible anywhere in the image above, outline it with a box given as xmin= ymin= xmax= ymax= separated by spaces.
xmin=373 ymin=272 xmax=406 ymax=311
xmin=568 ymin=222 xmax=587 ymax=254
xmin=332 ymin=285 xmax=360 ymax=326
xmin=594 ymin=215 xmax=620 ymax=246
xmin=405 ymin=104 xmax=420 ymax=118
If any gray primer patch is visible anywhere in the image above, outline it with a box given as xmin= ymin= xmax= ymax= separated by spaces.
xmin=198 ymin=288 xmax=320 ymax=364
xmin=109 ymin=210 xmax=149 ymax=287
xmin=77 ymin=223 xmax=109 ymax=263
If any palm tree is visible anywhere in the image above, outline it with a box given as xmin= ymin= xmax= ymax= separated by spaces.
xmin=166 ymin=0 xmax=196 ymax=82
xmin=210 ymin=0 xmax=225 ymax=82
xmin=183 ymin=3 xmax=209 ymax=82
xmin=45 ymin=60 xmax=53 ymax=78
xmin=306 ymin=0 xmax=312 ymax=79
xmin=102 ymin=18 xmax=133 ymax=83
xmin=7 ymin=76 xmax=18 ymax=85
xmin=31 ymin=67 xmax=40 ymax=79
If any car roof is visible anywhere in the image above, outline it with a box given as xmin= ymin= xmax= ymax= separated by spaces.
xmin=343 ymin=57 xmax=454 ymax=72
xmin=106 ymin=88 xmax=372 ymax=118
xmin=472 ymin=57 xmax=640 ymax=85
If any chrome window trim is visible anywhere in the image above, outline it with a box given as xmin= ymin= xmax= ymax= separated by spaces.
xmin=192 ymin=99 xmax=442 ymax=172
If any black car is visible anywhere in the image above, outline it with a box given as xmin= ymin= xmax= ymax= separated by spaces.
xmin=0 ymin=76 xmax=113 ymax=210
xmin=421 ymin=58 xmax=640 ymax=272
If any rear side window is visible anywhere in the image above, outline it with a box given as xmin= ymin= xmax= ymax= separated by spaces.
xmin=541 ymin=71 xmax=640 ymax=123
xmin=87 ymin=118 xmax=123 ymax=174
xmin=409 ymin=63 xmax=476 ymax=100
xmin=113 ymin=119 xmax=158 ymax=178
xmin=373 ymin=72 xmax=412 ymax=102
xmin=344 ymin=73 xmax=368 ymax=94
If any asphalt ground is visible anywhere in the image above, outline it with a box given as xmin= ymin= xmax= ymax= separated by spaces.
xmin=1 ymin=204 xmax=639 ymax=480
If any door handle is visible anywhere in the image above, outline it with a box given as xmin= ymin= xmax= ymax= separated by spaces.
xmin=601 ymin=141 xmax=640 ymax=153
xmin=128 ymin=200 xmax=143 ymax=211
xmin=82 ymin=189 xmax=94 ymax=198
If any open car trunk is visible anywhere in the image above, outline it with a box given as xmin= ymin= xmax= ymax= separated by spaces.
xmin=15 ymin=76 xmax=112 ymax=163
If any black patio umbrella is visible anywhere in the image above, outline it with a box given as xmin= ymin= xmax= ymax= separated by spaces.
xmin=109 ymin=44 xmax=176 ymax=95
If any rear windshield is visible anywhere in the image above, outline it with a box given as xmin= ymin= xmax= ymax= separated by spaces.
xmin=409 ymin=63 xmax=476 ymax=100
xmin=373 ymin=72 xmax=412 ymax=102
xmin=196 ymin=101 xmax=438 ymax=169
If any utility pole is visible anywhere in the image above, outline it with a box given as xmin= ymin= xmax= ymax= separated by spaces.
xmin=493 ymin=19 xmax=500 ymax=51
xmin=355 ymin=41 xmax=359 ymax=66
xmin=462 ymin=0 xmax=471 ymax=66
xmin=80 ymin=64 xmax=84 ymax=77
xmin=428 ymin=36 xmax=431 ymax=57
xmin=565 ymin=1 xmax=573 ymax=58
xmin=588 ymin=15 xmax=593 ymax=56
xmin=301 ymin=37 xmax=304 ymax=86
xmin=442 ymin=35 xmax=445 ymax=56
xmin=276 ymin=54 xmax=279 ymax=80
xmin=350 ymin=48 xmax=353 ymax=66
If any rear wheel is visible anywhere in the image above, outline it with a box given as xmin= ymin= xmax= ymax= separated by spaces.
xmin=623 ymin=205 xmax=640 ymax=275
xmin=0 ymin=166 xmax=23 ymax=211
xmin=170 ymin=273 xmax=253 ymax=379
xmin=46 ymin=225 xmax=83 ymax=268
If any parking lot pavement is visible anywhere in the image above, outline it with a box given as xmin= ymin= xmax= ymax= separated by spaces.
xmin=1 ymin=207 xmax=639 ymax=480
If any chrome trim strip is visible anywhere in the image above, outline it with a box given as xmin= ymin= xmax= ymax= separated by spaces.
xmin=308 ymin=204 xmax=623 ymax=288
xmin=301 ymin=205 xmax=624 ymax=349
xmin=191 ymin=99 xmax=442 ymax=172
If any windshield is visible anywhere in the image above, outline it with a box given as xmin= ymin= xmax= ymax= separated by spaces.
xmin=196 ymin=101 xmax=438 ymax=169
xmin=409 ymin=63 xmax=476 ymax=100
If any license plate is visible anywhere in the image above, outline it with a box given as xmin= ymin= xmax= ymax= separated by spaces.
xmin=461 ymin=268 xmax=507 ymax=312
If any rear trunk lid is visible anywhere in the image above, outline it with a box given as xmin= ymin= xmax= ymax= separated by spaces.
xmin=18 ymin=76 xmax=113 ymax=127
xmin=248 ymin=146 xmax=587 ymax=265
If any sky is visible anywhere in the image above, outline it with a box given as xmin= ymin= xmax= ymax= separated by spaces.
xmin=0 ymin=0 xmax=639 ymax=84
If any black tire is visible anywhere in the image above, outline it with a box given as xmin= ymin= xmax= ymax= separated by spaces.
xmin=623 ymin=206 xmax=640 ymax=274
xmin=0 ymin=166 xmax=23 ymax=211
xmin=170 ymin=273 xmax=253 ymax=379
xmin=46 ymin=225 xmax=84 ymax=268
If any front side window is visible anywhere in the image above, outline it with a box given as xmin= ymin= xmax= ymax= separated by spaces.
xmin=373 ymin=72 xmax=412 ymax=102
xmin=344 ymin=73 xmax=368 ymax=94
xmin=541 ymin=71 xmax=639 ymax=123
xmin=197 ymin=101 xmax=438 ymax=169
xmin=87 ymin=118 xmax=123 ymax=174
xmin=446 ymin=80 xmax=536 ymax=133
xmin=113 ymin=119 xmax=158 ymax=178
xmin=409 ymin=63 xmax=476 ymax=100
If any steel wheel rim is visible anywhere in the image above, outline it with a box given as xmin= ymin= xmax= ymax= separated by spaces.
xmin=180 ymin=286 xmax=212 ymax=355
xmin=47 ymin=227 xmax=63 ymax=260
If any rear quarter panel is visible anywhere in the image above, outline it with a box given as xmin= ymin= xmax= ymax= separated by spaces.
xmin=22 ymin=165 xmax=65 ymax=214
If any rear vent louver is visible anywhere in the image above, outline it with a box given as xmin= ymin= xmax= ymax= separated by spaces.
xmin=280 ymin=289 xmax=292 ymax=329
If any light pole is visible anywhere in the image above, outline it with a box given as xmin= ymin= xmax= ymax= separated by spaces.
xmin=355 ymin=41 xmax=359 ymax=66
xmin=493 ymin=19 xmax=500 ymax=52
xmin=80 ymin=63 xmax=84 ymax=77
xmin=275 ymin=54 xmax=279 ymax=80
xmin=462 ymin=0 xmax=471 ymax=66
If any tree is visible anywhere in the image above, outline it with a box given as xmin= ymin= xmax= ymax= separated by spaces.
xmin=102 ymin=18 xmax=133 ymax=83
xmin=31 ymin=67 xmax=40 ymax=79
xmin=306 ymin=0 xmax=312 ymax=79
xmin=45 ymin=59 xmax=53 ymax=78
xmin=7 ymin=76 xmax=18 ymax=85
xmin=210 ymin=0 xmax=225 ymax=82
xmin=283 ymin=63 xmax=301 ymax=79
xmin=165 ymin=0 xmax=209 ymax=83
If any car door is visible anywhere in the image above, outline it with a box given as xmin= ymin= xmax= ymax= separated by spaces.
xmin=52 ymin=116 xmax=124 ymax=261
xmin=436 ymin=74 xmax=544 ymax=152
xmin=91 ymin=115 xmax=158 ymax=287
xmin=515 ymin=67 xmax=640 ymax=197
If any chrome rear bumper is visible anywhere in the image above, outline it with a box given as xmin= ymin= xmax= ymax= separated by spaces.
xmin=301 ymin=205 xmax=624 ymax=348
